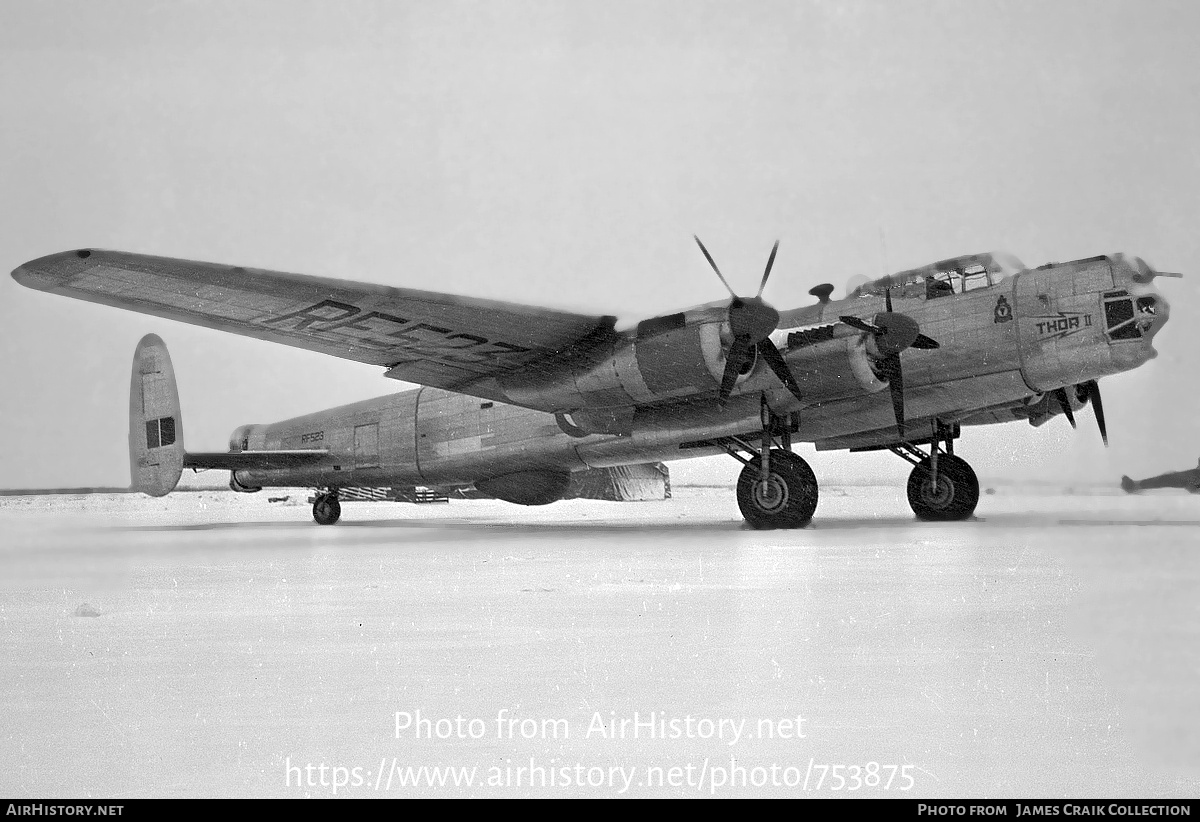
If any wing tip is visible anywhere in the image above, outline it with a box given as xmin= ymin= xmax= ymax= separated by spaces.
xmin=11 ymin=262 xmax=48 ymax=291
xmin=11 ymin=248 xmax=98 ymax=291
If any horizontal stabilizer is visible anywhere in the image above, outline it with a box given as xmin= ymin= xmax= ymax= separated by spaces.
xmin=183 ymin=450 xmax=328 ymax=471
xmin=129 ymin=334 xmax=331 ymax=495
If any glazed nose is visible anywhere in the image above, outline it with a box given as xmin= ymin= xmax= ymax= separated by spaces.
xmin=1137 ymin=292 xmax=1168 ymax=332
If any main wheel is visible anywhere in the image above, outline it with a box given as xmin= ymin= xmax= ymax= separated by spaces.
xmin=907 ymin=455 xmax=979 ymax=521
xmin=736 ymin=450 xmax=819 ymax=530
xmin=313 ymin=493 xmax=341 ymax=525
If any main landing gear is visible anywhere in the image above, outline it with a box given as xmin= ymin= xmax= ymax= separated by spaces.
xmin=701 ymin=411 xmax=979 ymax=527
xmin=313 ymin=490 xmax=341 ymax=525
xmin=887 ymin=422 xmax=979 ymax=521
xmin=712 ymin=397 xmax=818 ymax=530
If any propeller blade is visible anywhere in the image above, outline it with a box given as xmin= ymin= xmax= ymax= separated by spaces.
xmin=885 ymin=287 xmax=893 ymax=313
xmin=756 ymin=338 xmax=804 ymax=403
xmin=911 ymin=334 xmax=940 ymax=350
xmin=880 ymin=354 xmax=905 ymax=440
xmin=1086 ymin=380 xmax=1108 ymax=446
xmin=1054 ymin=387 xmax=1077 ymax=429
xmin=756 ymin=240 xmax=780 ymax=298
xmin=693 ymin=235 xmax=736 ymax=298
xmin=839 ymin=315 xmax=882 ymax=335
xmin=718 ymin=338 xmax=751 ymax=406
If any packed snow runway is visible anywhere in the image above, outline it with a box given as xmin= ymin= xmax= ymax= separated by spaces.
xmin=1 ymin=485 xmax=1198 ymax=798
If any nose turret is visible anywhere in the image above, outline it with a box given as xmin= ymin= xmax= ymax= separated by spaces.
xmin=1109 ymin=253 xmax=1173 ymax=357
xmin=1134 ymin=290 xmax=1169 ymax=348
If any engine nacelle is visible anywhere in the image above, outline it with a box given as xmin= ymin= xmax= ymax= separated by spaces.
xmin=501 ymin=315 xmax=748 ymax=411
xmin=852 ymin=337 xmax=894 ymax=393
xmin=1024 ymin=383 xmax=1089 ymax=428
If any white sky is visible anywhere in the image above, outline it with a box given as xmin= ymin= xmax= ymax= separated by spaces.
xmin=1 ymin=0 xmax=1198 ymax=488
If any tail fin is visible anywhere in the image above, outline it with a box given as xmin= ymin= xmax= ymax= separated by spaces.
xmin=1120 ymin=475 xmax=1138 ymax=494
xmin=128 ymin=334 xmax=184 ymax=496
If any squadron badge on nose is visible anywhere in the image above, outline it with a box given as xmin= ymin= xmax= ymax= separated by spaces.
xmin=994 ymin=295 xmax=1013 ymax=324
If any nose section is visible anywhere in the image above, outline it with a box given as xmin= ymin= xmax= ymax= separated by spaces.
xmin=1109 ymin=253 xmax=1175 ymax=358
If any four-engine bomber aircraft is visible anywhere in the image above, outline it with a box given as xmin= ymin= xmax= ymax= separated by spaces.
xmin=11 ymin=242 xmax=1175 ymax=528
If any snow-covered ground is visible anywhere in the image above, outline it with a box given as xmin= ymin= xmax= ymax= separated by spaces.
xmin=1 ymin=485 xmax=1198 ymax=797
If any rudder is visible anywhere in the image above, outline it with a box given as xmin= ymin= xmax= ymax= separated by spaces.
xmin=129 ymin=334 xmax=184 ymax=496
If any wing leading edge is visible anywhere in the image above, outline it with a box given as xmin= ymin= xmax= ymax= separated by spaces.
xmin=13 ymin=249 xmax=616 ymax=396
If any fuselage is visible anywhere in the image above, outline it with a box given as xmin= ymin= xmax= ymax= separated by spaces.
xmin=231 ymin=251 xmax=1169 ymax=493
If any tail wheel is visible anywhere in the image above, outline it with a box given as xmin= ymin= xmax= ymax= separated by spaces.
xmin=907 ymin=455 xmax=979 ymax=521
xmin=736 ymin=450 xmax=818 ymax=530
xmin=313 ymin=493 xmax=341 ymax=525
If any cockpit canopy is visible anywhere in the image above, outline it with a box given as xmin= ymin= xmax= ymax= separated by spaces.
xmin=851 ymin=251 xmax=1026 ymax=300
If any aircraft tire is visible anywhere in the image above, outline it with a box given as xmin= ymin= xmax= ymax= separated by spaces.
xmin=736 ymin=450 xmax=818 ymax=530
xmin=313 ymin=493 xmax=341 ymax=525
xmin=907 ymin=455 xmax=979 ymax=521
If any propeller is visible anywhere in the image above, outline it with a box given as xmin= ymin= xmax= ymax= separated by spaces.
xmin=694 ymin=236 xmax=805 ymax=406
xmin=838 ymin=288 xmax=940 ymax=441
xmin=838 ymin=290 xmax=939 ymax=350
xmin=1053 ymin=381 xmax=1107 ymax=445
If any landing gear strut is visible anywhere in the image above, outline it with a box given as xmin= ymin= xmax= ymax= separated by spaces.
xmin=888 ymin=421 xmax=979 ymax=521
xmin=713 ymin=397 xmax=817 ymax=529
xmin=313 ymin=490 xmax=341 ymax=525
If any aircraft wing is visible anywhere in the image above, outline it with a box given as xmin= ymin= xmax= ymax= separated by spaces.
xmin=12 ymin=249 xmax=616 ymax=394
xmin=182 ymin=450 xmax=329 ymax=471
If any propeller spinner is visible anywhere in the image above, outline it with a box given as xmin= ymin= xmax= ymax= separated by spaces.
xmin=693 ymin=236 xmax=805 ymax=406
